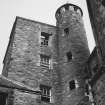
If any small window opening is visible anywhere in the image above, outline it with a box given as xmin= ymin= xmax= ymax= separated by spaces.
xmin=85 ymin=84 xmax=89 ymax=95
xmin=102 ymin=0 xmax=105 ymax=6
xmin=40 ymin=85 xmax=51 ymax=102
xmin=40 ymin=54 xmax=50 ymax=68
xmin=67 ymin=51 xmax=72 ymax=61
xmin=64 ymin=28 xmax=69 ymax=35
xmin=74 ymin=6 xmax=77 ymax=11
xmin=65 ymin=5 xmax=69 ymax=10
xmin=41 ymin=32 xmax=51 ymax=46
xmin=69 ymin=80 xmax=75 ymax=90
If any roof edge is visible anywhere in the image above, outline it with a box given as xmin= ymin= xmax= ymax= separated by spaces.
xmin=16 ymin=16 xmax=56 ymax=28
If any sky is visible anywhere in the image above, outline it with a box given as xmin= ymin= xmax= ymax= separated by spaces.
xmin=0 ymin=0 xmax=95 ymax=74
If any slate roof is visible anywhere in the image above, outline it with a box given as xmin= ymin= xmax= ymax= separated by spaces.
xmin=0 ymin=75 xmax=41 ymax=94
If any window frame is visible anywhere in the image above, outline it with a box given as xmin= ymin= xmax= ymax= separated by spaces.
xmin=69 ymin=80 xmax=78 ymax=90
xmin=40 ymin=54 xmax=50 ymax=68
xmin=40 ymin=84 xmax=51 ymax=103
xmin=40 ymin=32 xmax=52 ymax=46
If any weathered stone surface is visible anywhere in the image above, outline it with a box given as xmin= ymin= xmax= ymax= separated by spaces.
xmin=55 ymin=4 xmax=90 ymax=105
xmin=14 ymin=90 xmax=40 ymax=105
xmin=86 ymin=0 xmax=105 ymax=63
xmin=87 ymin=47 xmax=101 ymax=79
xmin=92 ymin=72 xmax=105 ymax=105
xmin=2 ymin=3 xmax=90 ymax=105
xmin=86 ymin=1 xmax=105 ymax=105
xmin=3 ymin=17 xmax=57 ymax=88
xmin=2 ymin=16 xmax=59 ymax=105
xmin=86 ymin=47 xmax=105 ymax=105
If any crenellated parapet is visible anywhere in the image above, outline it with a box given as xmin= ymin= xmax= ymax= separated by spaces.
xmin=55 ymin=3 xmax=83 ymax=21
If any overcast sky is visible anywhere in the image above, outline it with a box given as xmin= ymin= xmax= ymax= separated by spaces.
xmin=0 ymin=0 xmax=95 ymax=74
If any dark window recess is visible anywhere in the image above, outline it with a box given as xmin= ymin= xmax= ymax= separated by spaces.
xmin=65 ymin=5 xmax=69 ymax=10
xmin=69 ymin=80 xmax=75 ymax=90
xmin=67 ymin=51 xmax=72 ymax=61
xmin=102 ymin=0 xmax=105 ymax=6
xmin=40 ymin=54 xmax=50 ymax=68
xmin=41 ymin=32 xmax=51 ymax=46
xmin=58 ymin=10 xmax=61 ymax=15
xmin=0 ymin=92 xmax=8 ymax=105
xmin=64 ymin=28 xmax=69 ymax=35
xmin=85 ymin=84 xmax=89 ymax=95
xmin=40 ymin=85 xmax=51 ymax=102
xmin=74 ymin=6 xmax=77 ymax=11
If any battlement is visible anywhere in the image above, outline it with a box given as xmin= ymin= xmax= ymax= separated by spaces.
xmin=55 ymin=3 xmax=83 ymax=19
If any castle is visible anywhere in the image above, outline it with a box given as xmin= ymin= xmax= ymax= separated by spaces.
xmin=1 ymin=1 xmax=105 ymax=105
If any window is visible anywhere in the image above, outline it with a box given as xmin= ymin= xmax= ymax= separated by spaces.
xmin=40 ymin=85 xmax=51 ymax=102
xmin=69 ymin=80 xmax=76 ymax=90
xmin=102 ymin=0 xmax=105 ymax=7
xmin=0 ymin=92 xmax=8 ymax=105
xmin=41 ymin=32 xmax=51 ymax=46
xmin=65 ymin=5 xmax=69 ymax=10
xmin=85 ymin=84 xmax=89 ymax=95
xmin=40 ymin=54 xmax=50 ymax=68
xmin=64 ymin=28 xmax=69 ymax=35
xmin=67 ymin=51 xmax=72 ymax=61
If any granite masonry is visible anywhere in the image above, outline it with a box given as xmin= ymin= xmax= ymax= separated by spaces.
xmin=1 ymin=3 xmax=92 ymax=105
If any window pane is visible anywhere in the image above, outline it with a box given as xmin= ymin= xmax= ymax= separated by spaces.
xmin=40 ymin=85 xmax=51 ymax=102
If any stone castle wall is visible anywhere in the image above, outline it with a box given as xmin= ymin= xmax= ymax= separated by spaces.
xmin=55 ymin=4 xmax=90 ymax=105
xmin=2 ymin=17 xmax=60 ymax=105
xmin=2 ymin=3 xmax=90 ymax=105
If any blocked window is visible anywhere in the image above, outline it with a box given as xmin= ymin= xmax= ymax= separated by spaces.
xmin=41 ymin=32 xmax=51 ymax=46
xmin=69 ymin=80 xmax=76 ymax=90
xmin=66 ymin=51 xmax=72 ymax=61
xmin=40 ymin=54 xmax=50 ymax=68
xmin=40 ymin=85 xmax=51 ymax=102
xmin=64 ymin=28 xmax=69 ymax=35
xmin=102 ymin=0 xmax=105 ymax=6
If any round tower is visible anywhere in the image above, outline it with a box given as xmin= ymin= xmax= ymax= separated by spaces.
xmin=55 ymin=3 xmax=90 ymax=105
